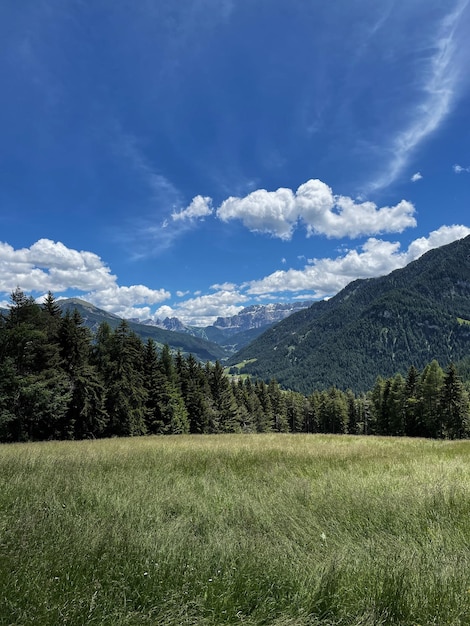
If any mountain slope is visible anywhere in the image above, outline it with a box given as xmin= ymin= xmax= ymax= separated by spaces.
xmin=58 ymin=299 xmax=229 ymax=361
xmin=135 ymin=301 xmax=313 ymax=352
xmin=228 ymin=235 xmax=470 ymax=393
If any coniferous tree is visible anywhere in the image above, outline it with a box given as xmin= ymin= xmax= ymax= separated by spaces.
xmin=254 ymin=380 xmax=274 ymax=432
xmin=441 ymin=363 xmax=470 ymax=439
xmin=368 ymin=376 xmax=386 ymax=435
xmin=268 ymin=379 xmax=289 ymax=432
xmin=2 ymin=289 xmax=71 ymax=441
xmin=388 ymin=373 xmax=406 ymax=436
xmin=309 ymin=390 xmax=322 ymax=433
xmin=235 ymin=378 xmax=258 ymax=432
xmin=60 ymin=309 xmax=107 ymax=438
xmin=231 ymin=379 xmax=253 ymax=432
xmin=284 ymin=391 xmax=304 ymax=432
xmin=103 ymin=320 xmax=147 ymax=436
xmin=182 ymin=354 xmax=211 ymax=434
xmin=156 ymin=345 xmax=190 ymax=434
xmin=318 ymin=388 xmax=348 ymax=434
xmin=404 ymin=365 xmax=422 ymax=436
xmin=346 ymin=389 xmax=360 ymax=434
xmin=376 ymin=379 xmax=392 ymax=435
xmin=143 ymin=338 xmax=166 ymax=433
xmin=208 ymin=361 xmax=241 ymax=432
xmin=419 ymin=360 xmax=444 ymax=438
xmin=300 ymin=394 xmax=316 ymax=433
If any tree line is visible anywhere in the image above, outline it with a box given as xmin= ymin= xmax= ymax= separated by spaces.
xmin=0 ymin=289 xmax=469 ymax=442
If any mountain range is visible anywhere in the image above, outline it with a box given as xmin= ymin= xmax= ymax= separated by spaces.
xmin=130 ymin=301 xmax=313 ymax=350
xmin=3 ymin=236 xmax=469 ymax=394
xmin=57 ymin=298 xmax=312 ymax=361
xmin=227 ymin=235 xmax=470 ymax=393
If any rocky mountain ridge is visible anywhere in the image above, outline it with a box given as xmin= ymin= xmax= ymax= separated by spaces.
xmin=57 ymin=298 xmax=313 ymax=356
xmin=134 ymin=301 xmax=313 ymax=334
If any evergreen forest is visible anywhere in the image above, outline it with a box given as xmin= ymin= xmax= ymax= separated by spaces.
xmin=0 ymin=289 xmax=469 ymax=443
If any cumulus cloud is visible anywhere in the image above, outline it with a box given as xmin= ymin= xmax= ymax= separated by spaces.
xmin=245 ymin=224 xmax=470 ymax=297
xmin=0 ymin=239 xmax=116 ymax=293
xmin=453 ymin=163 xmax=470 ymax=173
xmin=217 ymin=187 xmax=296 ymax=239
xmin=2 ymin=225 xmax=469 ymax=327
xmin=172 ymin=195 xmax=213 ymax=221
xmin=411 ymin=172 xmax=423 ymax=182
xmin=85 ymin=285 xmax=170 ymax=317
xmin=0 ymin=238 xmax=170 ymax=318
xmin=154 ymin=289 xmax=247 ymax=326
xmin=146 ymin=224 xmax=470 ymax=324
xmin=216 ymin=179 xmax=416 ymax=239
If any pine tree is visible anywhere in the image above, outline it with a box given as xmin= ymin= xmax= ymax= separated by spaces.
xmin=268 ymin=379 xmax=289 ymax=432
xmin=254 ymin=380 xmax=274 ymax=432
xmin=3 ymin=289 xmax=70 ymax=440
xmin=182 ymin=354 xmax=211 ymax=434
xmin=346 ymin=389 xmax=359 ymax=434
xmin=208 ymin=361 xmax=241 ymax=432
xmin=419 ymin=360 xmax=445 ymax=438
xmin=59 ymin=309 xmax=107 ymax=439
xmin=317 ymin=388 xmax=348 ymax=434
xmin=232 ymin=379 xmax=253 ymax=432
xmin=285 ymin=391 xmax=304 ymax=432
xmin=388 ymin=373 xmax=406 ymax=436
xmin=404 ymin=365 xmax=422 ymax=436
xmin=441 ymin=363 xmax=470 ymax=439
xmin=103 ymin=321 xmax=147 ymax=436
xmin=369 ymin=376 xmax=386 ymax=435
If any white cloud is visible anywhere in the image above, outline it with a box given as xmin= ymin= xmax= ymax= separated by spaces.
xmin=144 ymin=225 xmax=470 ymax=323
xmin=3 ymin=226 xmax=469 ymax=327
xmin=0 ymin=239 xmax=116 ymax=293
xmin=217 ymin=187 xmax=296 ymax=240
xmin=0 ymin=239 xmax=170 ymax=318
xmin=216 ymin=179 xmax=416 ymax=239
xmin=245 ymin=224 xmax=470 ymax=297
xmin=172 ymin=195 xmax=213 ymax=221
xmin=154 ymin=290 xmax=247 ymax=326
xmin=453 ymin=163 xmax=470 ymax=173
xmin=85 ymin=284 xmax=169 ymax=315
xmin=411 ymin=172 xmax=423 ymax=182
xmin=404 ymin=224 xmax=470 ymax=260
xmin=210 ymin=282 xmax=237 ymax=292
xmin=368 ymin=1 xmax=469 ymax=191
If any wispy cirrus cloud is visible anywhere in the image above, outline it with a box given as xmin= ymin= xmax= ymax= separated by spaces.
xmin=368 ymin=0 xmax=470 ymax=192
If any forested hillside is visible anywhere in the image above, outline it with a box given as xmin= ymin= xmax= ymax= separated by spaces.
xmin=58 ymin=298 xmax=230 ymax=362
xmin=229 ymin=235 xmax=470 ymax=393
xmin=1 ymin=289 xmax=469 ymax=442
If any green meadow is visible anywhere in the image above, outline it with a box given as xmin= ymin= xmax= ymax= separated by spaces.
xmin=1 ymin=434 xmax=470 ymax=625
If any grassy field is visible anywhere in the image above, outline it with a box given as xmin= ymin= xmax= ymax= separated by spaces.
xmin=1 ymin=434 xmax=470 ymax=625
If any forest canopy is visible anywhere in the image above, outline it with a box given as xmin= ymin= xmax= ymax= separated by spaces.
xmin=0 ymin=290 xmax=469 ymax=442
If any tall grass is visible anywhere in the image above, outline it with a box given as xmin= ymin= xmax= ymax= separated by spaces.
xmin=1 ymin=434 xmax=470 ymax=625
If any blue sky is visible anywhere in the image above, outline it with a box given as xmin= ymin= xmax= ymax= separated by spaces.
xmin=1 ymin=0 xmax=469 ymax=325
